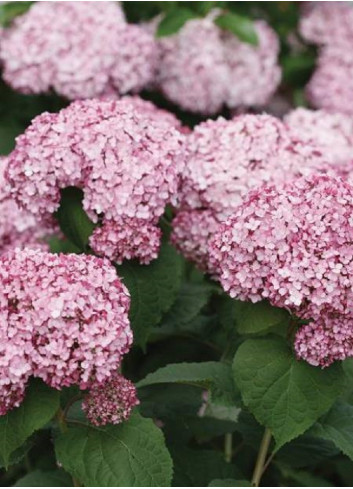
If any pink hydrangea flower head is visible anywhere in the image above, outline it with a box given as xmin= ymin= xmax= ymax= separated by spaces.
xmin=295 ymin=315 xmax=353 ymax=367
xmin=210 ymin=174 xmax=353 ymax=321
xmin=171 ymin=210 xmax=221 ymax=272
xmin=82 ymin=373 xmax=139 ymax=426
xmin=299 ymin=2 xmax=353 ymax=46
xmin=223 ymin=20 xmax=281 ymax=109
xmin=0 ymin=157 xmax=55 ymax=254
xmin=0 ymin=2 xmax=157 ymax=99
xmin=90 ymin=218 xmax=161 ymax=265
xmin=285 ymin=108 xmax=353 ymax=173
xmin=0 ymin=249 xmax=132 ymax=414
xmin=178 ymin=114 xmax=330 ymax=218
xmin=7 ymin=97 xmax=185 ymax=263
xmin=155 ymin=15 xmax=281 ymax=114
xmin=155 ymin=16 xmax=228 ymax=115
xmin=306 ymin=42 xmax=353 ymax=116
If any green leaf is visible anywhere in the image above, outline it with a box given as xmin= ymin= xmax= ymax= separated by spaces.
xmin=234 ymin=300 xmax=290 ymax=335
xmin=170 ymin=447 xmax=242 ymax=487
xmin=0 ymin=2 xmax=33 ymax=27
xmin=161 ymin=282 xmax=214 ymax=330
xmin=116 ymin=241 xmax=183 ymax=348
xmin=14 ymin=470 xmax=71 ymax=487
xmin=282 ymin=52 xmax=316 ymax=87
xmin=209 ymin=480 xmax=251 ymax=487
xmin=55 ymin=412 xmax=173 ymax=487
xmin=0 ymin=379 xmax=60 ymax=467
xmin=137 ymin=361 xmax=239 ymax=407
xmin=310 ymin=401 xmax=353 ymax=462
xmin=279 ymin=467 xmax=333 ymax=487
xmin=55 ymin=187 xmax=95 ymax=251
xmin=233 ymin=337 xmax=345 ymax=449
xmin=156 ymin=7 xmax=198 ymax=37
xmin=214 ymin=12 xmax=258 ymax=45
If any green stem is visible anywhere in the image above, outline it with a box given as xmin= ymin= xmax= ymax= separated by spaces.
xmin=251 ymin=428 xmax=272 ymax=487
xmin=56 ymin=407 xmax=67 ymax=433
xmin=56 ymin=408 xmax=81 ymax=487
xmin=224 ymin=433 xmax=233 ymax=463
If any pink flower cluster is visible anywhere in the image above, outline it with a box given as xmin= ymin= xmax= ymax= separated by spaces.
xmin=0 ymin=249 xmax=132 ymax=415
xmin=285 ymin=108 xmax=353 ymax=174
xmin=0 ymin=157 xmax=55 ymax=254
xmin=295 ymin=316 xmax=353 ymax=368
xmin=300 ymin=2 xmax=353 ymax=46
xmin=300 ymin=3 xmax=353 ymax=115
xmin=0 ymin=2 xmax=157 ymax=100
xmin=82 ymin=373 xmax=139 ymax=426
xmin=209 ymin=174 xmax=353 ymax=367
xmin=155 ymin=16 xmax=281 ymax=114
xmin=6 ymin=97 xmax=185 ymax=264
xmin=171 ymin=114 xmax=330 ymax=271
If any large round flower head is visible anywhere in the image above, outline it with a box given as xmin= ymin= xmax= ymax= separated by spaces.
xmin=0 ymin=157 xmax=55 ymax=254
xmin=299 ymin=2 xmax=353 ymax=46
xmin=7 ymin=97 xmax=185 ymax=264
xmin=178 ymin=114 xmax=330 ymax=216
xmin=82 ymin=373 xmax=139 ymax=426
xmin=0 ymin=2 xmax=158 ymax=99
xmin=155 ymin=15 xmax=228 ymax=115
xmin=209 ymin=174 xmax=353 ymax=322
xmin=223 ymin=20 xmax=281 ymax=109
xmin=295 ymin=315 xmax=353 ymax=367
xmin=306 ymin=42 xmax=353 ymax=116
xmin=171 ymin=114 xmax=330 ymax=271
xmin=285 ymin=108 xmax=353 ymax=173
xmin=154 ymin=15 xmax=281 ymax=114
xmin=171 ymin=210 xmax=220 ymax=272
xmin=0 ymin=249 xmax=132 ymax=414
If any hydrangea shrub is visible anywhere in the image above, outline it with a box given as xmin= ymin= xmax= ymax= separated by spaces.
xmin=0 ymin=2 xmax=352 ymax=488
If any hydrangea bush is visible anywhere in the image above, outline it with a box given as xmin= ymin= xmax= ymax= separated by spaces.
xmin=0 ymin=2 xmax=353 ymax=488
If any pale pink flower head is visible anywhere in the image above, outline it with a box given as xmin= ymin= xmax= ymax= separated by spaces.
xmin=7 ymin=97 xmax=185 ymax=263
xmin=295 ymin=315 xmax=353 ymax=367
xmin=82 ymin=373 xmax=139 ymax=426
xmin=210 ymin=174 xmax=353 ymax=321
xmin=0 ymin=157 xmax=55 ymax=254
xmin=155 ymin=15 xmax=228 ymax=115
xmin=0 ymin=249 xmax=132 ymax=414
xmin=299 ymin=2 xmax=353 ymax=46
xmin=171 ymin=209 xmax=221 ymax=272
xmin=306 ymin=42 xmax=353 ymax=116
xmin=178 ymin=114 xmax=329 ymax=217
xmin=172 ymin=114 xmax=331 ymax=271
xmin=285 ymin=108 xmax=353 ymax=174
xmin=154 ymin=15 xmax=281 ymax=114
xmin=224 ymin=20 xmax=281 ymax=109
xmin=0 ymin=2 xmax=157 ymax=99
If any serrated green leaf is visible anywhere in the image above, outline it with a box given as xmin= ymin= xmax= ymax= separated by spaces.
xmin=310 ymin=401 xmax=353 ymax=462
xmin=234 ymin=300 xmax=290 ymax=335
xmin=137 ymin=361 xmax=239 ymax=406
xmin=14 ymin=470 xmax=71 ymax=487
xmin=233 ymin=337 xmax=345 ymax=449
xmin=156 ymin=7 xmax=198 ymax=37
xmin=209 ymin=480 xmax=251 ymax=487
xmin=0 ymin=379 xmax=59 ymax=467
xmin=161 ymin=282 xmax=213 ymax=330
xmin=55 ymin=187 xmax=95 ymax=251
xmin=55 ymin=412 xmax=173 ymax=487
xmin=171 ymin=447 xmax=242 ymax=487
xmin=214 ymin=12 xmax=258 ymax=45
xmin=116 ymin=241 xmax=183 ymax=348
